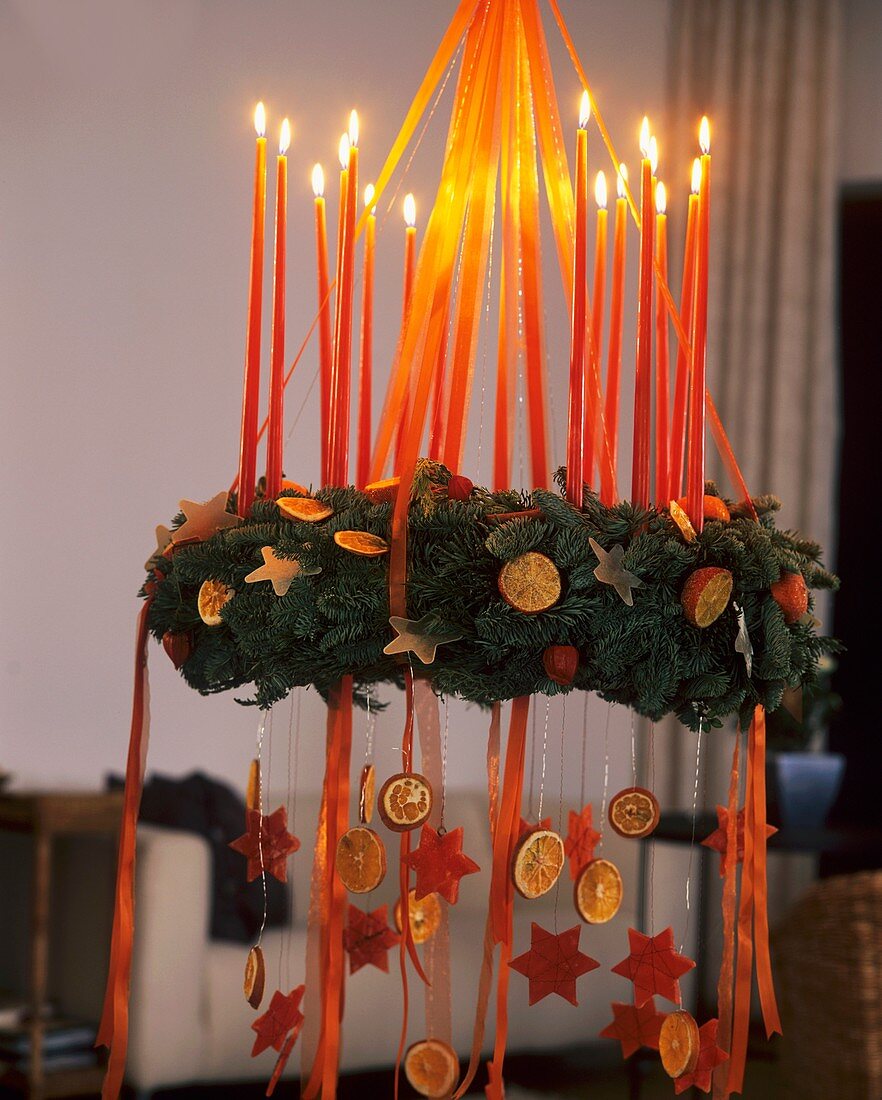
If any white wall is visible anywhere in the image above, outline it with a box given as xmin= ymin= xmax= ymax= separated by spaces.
xmin=841 ymin=0 xmax=882 ymax=183
xmin=0 ymin=0 xmax=667 ymax=799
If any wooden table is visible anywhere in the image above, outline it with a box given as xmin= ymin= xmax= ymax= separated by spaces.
xmin=0 ymin=791 xmax=124 ymax=1099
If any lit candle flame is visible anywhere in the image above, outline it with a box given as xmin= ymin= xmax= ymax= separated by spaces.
xmin=655 ymin=180 xmax=667 ymax=215
xmin=639 ymin=116 xmax=651 ymax=157
xmin=648 ymin=135 xmax=658 ymax=174
xmin=691 ymin=157 xmax=701 ymax=194
xmin=279 ymin=118 xmax=291 ymax=156
xmin=617 ymin=162 xmax=628 ymax=199
xmin=338 ymin=133 xmax=350 ymax=170
xmin=312 ymin=163 xmax=324 ymax=198
xmin=364 ymin=183 xmax=376 ymax=210
xmin=699 ymin=115 xmax=710 ymax=154
xmin=349 ymin=109 xmax=359 ymax=148
xmin=579 ymin=91 xmax=591 ymax=129
xmin=404 ymin=192 xmax=416 ymax=228
xmin=254 ymin=102 xmax=266 ymax=138
xmin=595 ymin=170 xmax=607 ymax=209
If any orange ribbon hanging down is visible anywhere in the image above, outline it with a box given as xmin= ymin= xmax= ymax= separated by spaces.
xmin=713 ymin=732 xmax=741 ymax=1099
xmin=97 ymin=595 xmax=153 ymax=1100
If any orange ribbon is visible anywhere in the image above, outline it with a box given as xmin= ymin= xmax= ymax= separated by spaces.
xmin=713 ymin=733 xmax=740 ymax=1099
xmin=97 ymin=596 xmax=152 ymax=1100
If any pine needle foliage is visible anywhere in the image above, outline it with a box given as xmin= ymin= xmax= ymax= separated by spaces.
xmin=144 ymin=464 xmax=838 ymax=730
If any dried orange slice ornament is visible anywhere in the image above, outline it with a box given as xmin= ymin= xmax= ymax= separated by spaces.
xmin=394 ymin=889 xmax=442 ymax=945
xmin=608 ymin=787 xmax=661 ymax=839
xmin=276 ymin=496 xmax=333 ymax=522
xmin=378 ymin=773 xmax=433 ymax=832
xmin=512 ymin=828 xmax=566 ymax=899
xmin=498 ymin=551 xmax=561 ymax=613
xmin=359 ymin=764 xmax=375 ymax=825
xmin=243 ymin=945 xmax=266 ymax=1009
xmin=246 ymin=758 xmax=261 ymax=812
xmin=574 ymin=858 xmax=623 ymax=924
xmin=197 ymin=579 xmax=233 ymax=626
xmin=668 ymin=500 xmax=697 ymax=543
xmin=364 ymin=477 xmax=400 ymax=503
xmin=680 ymin=566 xmax=734 ymax=628
xmin=333 ymin=530 xmax=390 ymax=556
xmin=404 ymin=1038 xmax=459 ymax=1098
xmin=335 ymin=826 xmax=387 ymax=893
xmin=659 ymin=1010 xmax=700 ymax=1078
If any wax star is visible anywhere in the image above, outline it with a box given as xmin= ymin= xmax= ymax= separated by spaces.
xmin=589 ymin=538 xmax=643 ymax=606
xmin=229 ymin=806 xmax=300 ymax=883
xmin=383 ymin=614 xmax=463 ymax=664
xmin=403 ymin=825 xmax=480 ymax=905
xmin=611 ymin=928 xmax=695 ymax=1007
xmin=564 ymin=804 xmax=601 ymax=879
xmin=244 ymin=546 xmax=321 ymax=597
xmin=734 ymin=604 xmax=753 ymax=677
xmin=510 ymin=922 xmax=600 ymax=1006
xmin=599 ymin=999 xmax=666 ymax=1058
xmin=173 ymin=491 xmax=241 ymax=544
xmin=519 ymin=815 xmax=552 ymax=839
xmin=343 ymin=905 xmax=400 ymax=975
xmin=673 ymin=1018 xmax=729 ymax=1094
xmin=250 ymin=985 xmax=305 ymax=1057
xmin=145 ymin=524 xmax=172 ymax=570
xmin=701 ymin=806 xmax=777 ymax=878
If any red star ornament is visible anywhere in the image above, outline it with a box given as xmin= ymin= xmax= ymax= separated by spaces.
xmin=611 ymin=928 xmax=695 ymax=1008
xmin=229 ymin=806 xmax=300 ymax=883
xmin=564 ymin=803 xmax=601 ymax=879
xmin=343 ymin=905 xmax=400 ymax=975
xmin=701 ymin=805 xmax=778 ymax=877
xmin=251 ymin=985 xmax=305 ymax=1057
xmin=403 ymin=825 xmax=480 ymax=905
xmin=599 ymin=998 xmax=665 ymax=1058
xmin=673 ymin=1018 xmax=729 ymax=1094
xmin=518 ymin=815 xmax=552 ymax=839
xmin=510 ymin=922 xmax=600 ymax=1006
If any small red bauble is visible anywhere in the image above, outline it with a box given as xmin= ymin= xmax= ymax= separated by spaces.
xmin=447 ymin=474 xmax=474 ymax=501
xmin=543 ymin=644 xmax=579 ymax=686
xmin=162 ymin=631 xmax=191 ymax=669
xmin=770 ymin=570 xmax=808 ymax=624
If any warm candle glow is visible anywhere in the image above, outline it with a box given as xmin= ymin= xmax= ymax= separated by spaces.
xmin=404 ymin=192 xmax=416 ymax=228
xmin=254 ymin=101 xmax=266 ymax=138
xmin=364 ymin=183 xmax=376 ymax=210
xmin=691 ymin=157 xmax=702 ymax=194
xmin=595 ymin=170 xmax=607 ymax=209
xmin=648 ymin=135 xmax=658 ymax=174
xmin=312 ymin=163 xmax=325 ymax=198
xmin=639 ymin=116 xmax=651 ymax=157
xmin=655 ymin=180 xmax=666 ymax=215
xmin=279 ymin=118 xmax=291 ymax=156
xmin=699 ymin=115 xmax=711 ymax=154
xmin=349 ymin=109 xmax=359 ymax=147
xmin=579 ymin=90 xmax=591 ymax=129
xmin=617 ymin=163 xmax=628 ymax=199
xmin=338 ymin=133 xmax=350 ymax=170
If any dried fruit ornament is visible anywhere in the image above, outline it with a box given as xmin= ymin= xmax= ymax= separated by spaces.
xmin=378 ymin=772 xmax=433 ymax=831
xmin=243 ymin=945 xmax=265 ymax=1009
xmin=335 ymin=826 xmax=387 ymax=893
xmin=608 ymin=787 xmax=660 ymax=839
xmin=197 ymin=579 xmax=233 ymax=625
xmin=275 ymin=495 xmax=333 ymax=522
xmin=394 ymin=889 xmax=442 ymax=945
xmin=680 ymin=566 xmax=733 ymax=628
xmin=659 ymin=1009 xmax=700 ymax=1078
xmin=511 ymin=828 xmax=565 ymax=899
xmin=404 ymin=1038 xmax=459 ymax=1098
xmin=574 ymin=858 xmax=623 ymax=924
xmin=498 ymin=551 xmax=562 ymax=613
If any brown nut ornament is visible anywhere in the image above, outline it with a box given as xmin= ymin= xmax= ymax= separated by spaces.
xmin=378 ymin=773 xmax=433 ymax=832
xmin=608 ymin=787 xmax=661 ymax=839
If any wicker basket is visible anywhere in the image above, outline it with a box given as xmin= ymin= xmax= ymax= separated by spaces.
xmin=773 ymin=870 xmax=882 ymax=1098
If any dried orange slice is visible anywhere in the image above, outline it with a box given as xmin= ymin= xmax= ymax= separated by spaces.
xmin=659 ymin=1010 xmax=700 ymax=1078
xmin=378 ymin=773 xmax=433 ymax=832
xmin=681 ymin=566 xmax=734 ymax=628
xmin=243 ymin=945 xmax=265 ymax=1009
xmin=364 ymin=477 xmax=400 ymax=503
xmin=404 ymin=1039 xmax=459 ymax=1098
xmin=574 ymin=858 xmax=623 ymax=924
xmin=335 ymin=826 xmax=387 ymax=893
xmin=359 ymin=764 xmax=376 ymax=825
xmin=608 ymin=787 xmax=660 ymax=839
xmin=498 ymin=551 xmax=561 ymax=613
xmin=246 ymin=758 xmax=261 ymax=813
xmin=668 ymin=500 xmax=697 ymax=542
xmin=197 ymin=579 xmax=233 ymax=626
xmin=394 ymin=889 xmax=442 ymax=944
xmin=281 ymin=478 xmax=309 ymax=494
xmin=512 ymin=828 xmax=565 ymax=899
xmin=276 ymin=496 xmax=333 ymax=522
xmin=676 ymin=493 xmax=731 ymax=524
xmin=333 ymin=530 xmax=390 ymax=556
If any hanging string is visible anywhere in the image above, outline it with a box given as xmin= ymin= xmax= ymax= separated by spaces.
xmin=579 ymin=692 xmax=589 ymax=808
xmin=527 ymin=700 xmax=538 ymax=819
xmin=630 ymin=709 xmax=637 ymax=787
xmin=537 ymin=697 xmax=551 ymax=820
xmin=599 ymin=702 xmax=612 ymax=851
xmin=680 ymin=718 xmax=704 ymax=954
xmin=553 ymin=698 xmax=566 ymax=932
xmin=440 ymin=696 xmax=450 ymax=831
xmin=285 ymin=690 xmax=301 ymax=986
xmin=648 ymin=721 xmax=656 ymax=932
xmin=255 ymin=710 xmax=269 ymax=947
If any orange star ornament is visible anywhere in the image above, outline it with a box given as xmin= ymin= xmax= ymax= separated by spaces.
xmin=229 ymin=806 xmax=300 ymax=883
xmin=510 ymin=922 xmax=600 ymax=1006
xmin=403 ymin=824 xmax=480 ymax=905
xmin=611 ymin=927 xmax=695 ymax=1007
xmin=564 ymin=803 xmax=601 ymax=878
